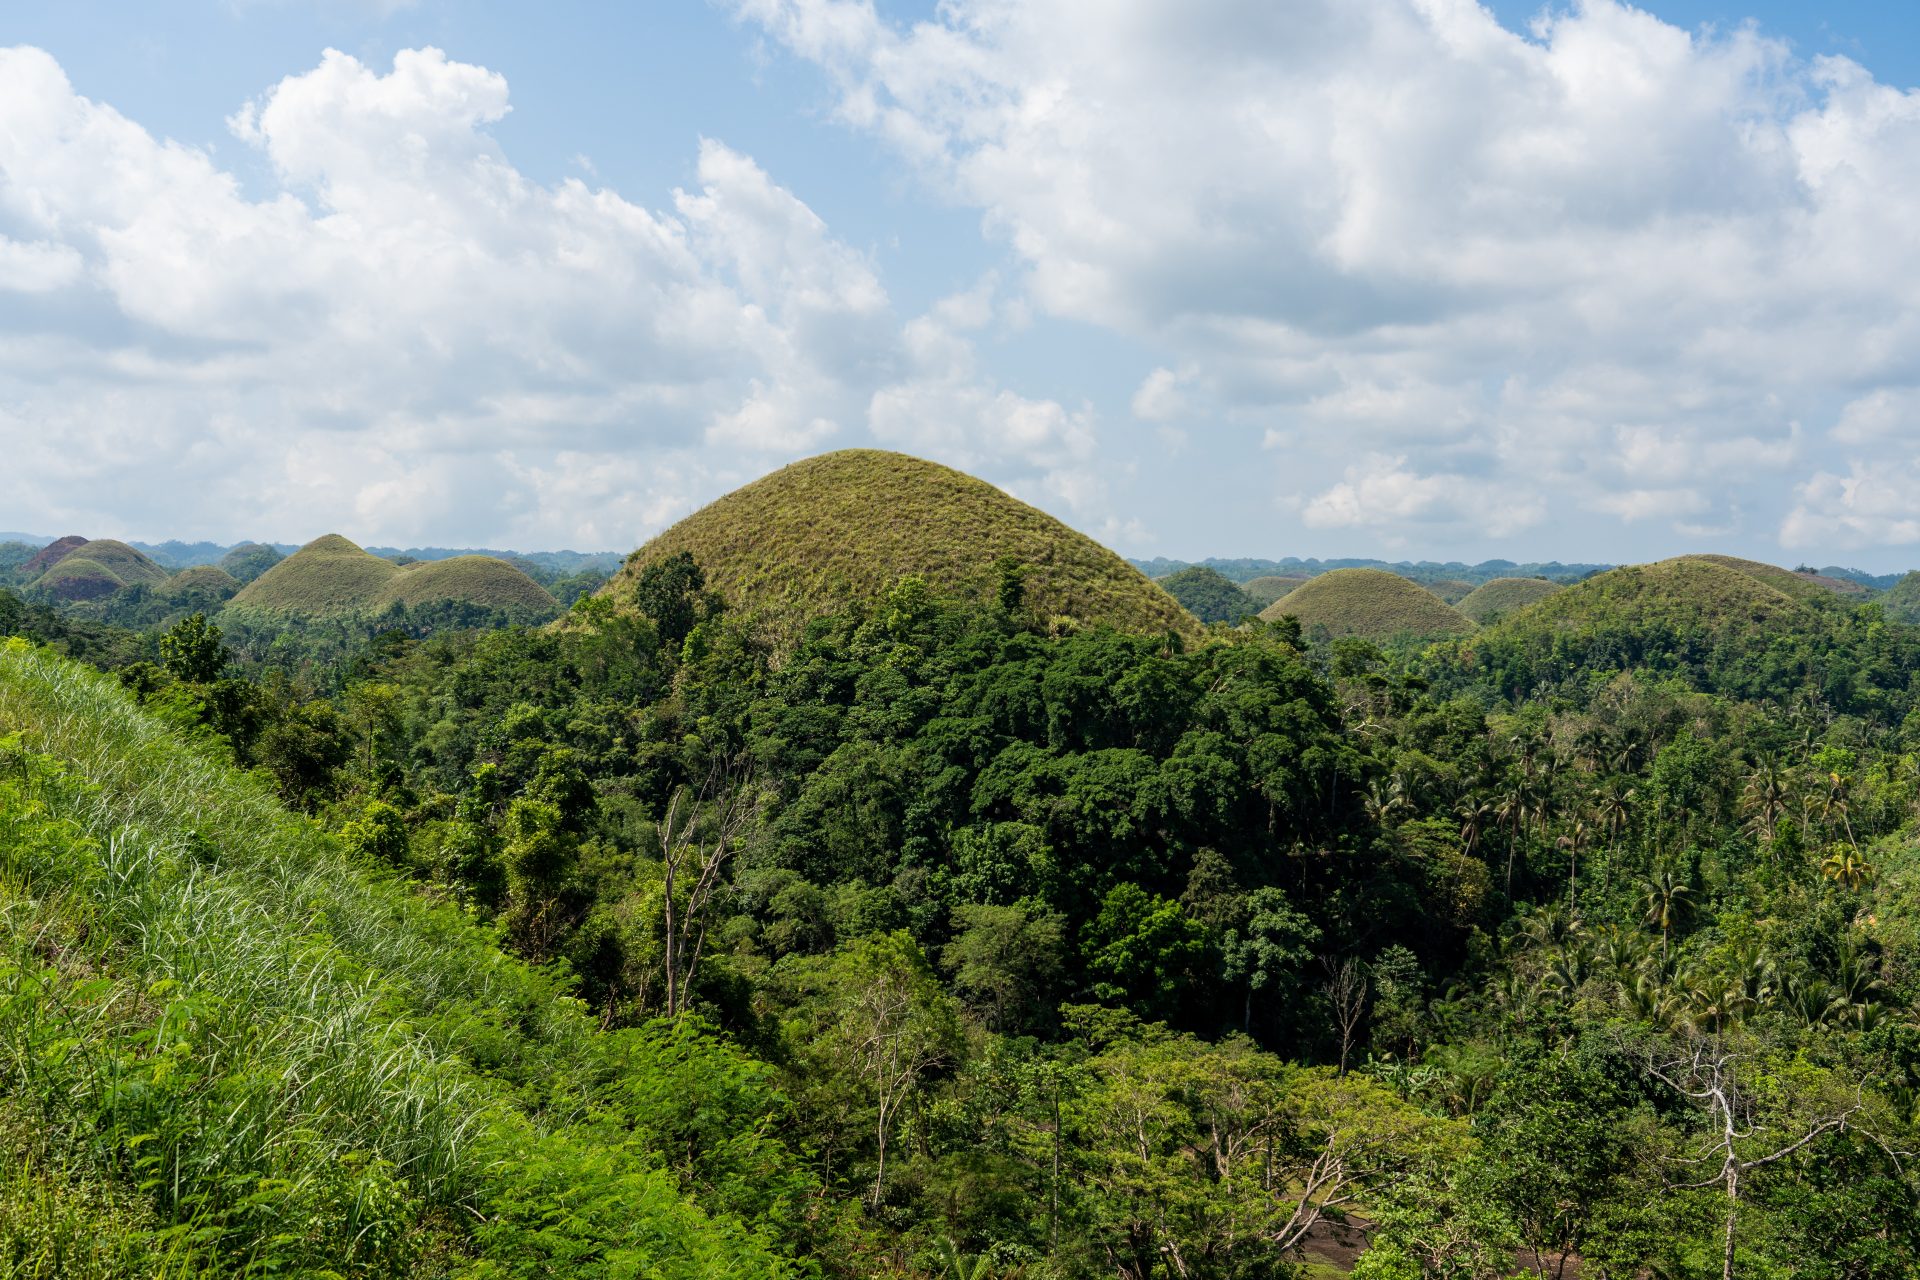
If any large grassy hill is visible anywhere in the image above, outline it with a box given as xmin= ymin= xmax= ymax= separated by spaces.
xmin=0 ymin=639 xmax=798 ymax=1276
xmin=1258 ymin=567 xmax=1475 ymax=639
xmin=1444 ymin=555 xmax=1865 ymax=703
xmin=605 ymin=449 xmax=1198 ymax=640
xmin=372 ymin=555 xmax=557 ymax=614
xmin=1679 ymin=553 xmax=1872 ymax=600
xmin=19 ymin=535 xmax=86 ymax=579
xmin=33 ymin=539 xmax=169 ymax=602
xmin=229 ymin=534 xmax=400 ymax=614
xmin=1455 ymin=576 xmax=1564 ymax=622
xmin=1242 ymin=575 xmax=1308 ymax=606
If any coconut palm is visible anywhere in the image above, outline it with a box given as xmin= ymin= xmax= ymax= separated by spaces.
xmin=1820 ymin=847 xmax=1875 ymax=892
xmin=1738 ymin=757 xmax=1790 ymax=846
xmin=1642 ymin=869 xmax=1692 ymax=961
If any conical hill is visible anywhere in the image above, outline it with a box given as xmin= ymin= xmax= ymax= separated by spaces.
xmin=603 ymin=449 xmax=1197 ymax=639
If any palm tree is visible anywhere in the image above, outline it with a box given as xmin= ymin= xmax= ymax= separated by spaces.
xmin=1642 ymin=869 xmax=1692 ymax=962
xmin=1557 ymin=818 xmax=1590 ymax=913
xmin=1457 ymin=797 xmax=1494 ymax=856
xmin=1820 ymin=847 xmax=1875 ymax=892
xmin=1593 ymin=778 xmax=1634 ymax=895
xmin=1738 ymin=757 xmax=1790 ymax=849
xmin=1818 ymin=771 xmax=1859 ymax=849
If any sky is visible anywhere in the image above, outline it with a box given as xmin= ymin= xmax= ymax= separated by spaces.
xmin=5 ymin=2 xmax=1920 ymax=567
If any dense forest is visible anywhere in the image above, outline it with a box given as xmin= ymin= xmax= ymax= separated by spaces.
xmin=2 ymin=544 xmax=1918 ymax=1278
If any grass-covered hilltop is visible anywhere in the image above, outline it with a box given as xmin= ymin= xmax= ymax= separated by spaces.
xmin=230 ymin=534 xmax=557 ymax=621
xmin=1259 ymin=565 xmax=1476 ymax=638
xmin=2 ymin=527 xmax=1919 ymax=1277
xmin=607 ymin=449 xmax=1198 ymax=640
xmin=1454 ymin=575 xmax=1563 ymax=621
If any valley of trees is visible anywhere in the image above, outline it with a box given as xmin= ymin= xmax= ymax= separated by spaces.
xmin=2 ymin=542 xmax=1919 ymax=1277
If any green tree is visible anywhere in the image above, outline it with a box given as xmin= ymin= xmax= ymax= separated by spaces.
xmin=160 ymin=612 xmax=227 ymax=684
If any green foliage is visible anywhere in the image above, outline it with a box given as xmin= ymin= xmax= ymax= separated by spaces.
xmin=1241 ymin=573 xmax=1307 ymax=606
xmin=1155 ymin=565 xmax=1254 ymax=624
xmin=217 ymin=541 xmax=285 ymax=584
xmin=160 ymin=612 xmax=228 ymax=684
xmin=605 ymin=448 xmax=1199 ymax=644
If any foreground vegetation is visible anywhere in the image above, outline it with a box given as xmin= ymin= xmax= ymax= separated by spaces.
xmin=2 ymin=527 xmax=1919 ymax=1275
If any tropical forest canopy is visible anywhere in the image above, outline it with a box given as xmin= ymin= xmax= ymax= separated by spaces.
xmin=2 ymin=458 xmax=1919 ymax=1278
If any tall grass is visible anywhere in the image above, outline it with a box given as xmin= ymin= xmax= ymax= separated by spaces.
xmin=0 ymin=639 xmax=795 ymax=1278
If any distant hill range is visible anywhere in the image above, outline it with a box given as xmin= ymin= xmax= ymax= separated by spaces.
xmin=1131 ymin=556 xmax=1904 ymax=592
xmin=0 ymin=533 xmax=621 ymax=579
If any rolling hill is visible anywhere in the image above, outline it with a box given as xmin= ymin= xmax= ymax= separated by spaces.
xmin=605 ymin=449 xmax=1198 ymax=639
xmin=1155 ymin=565 xmax=1254 ymax=623
xmin=1455 ymin=576 xmax=1564 ymax=622
xmin=164 ymin=564 xmax=241 ymax=607
xmin=1678 ymin=554 xmax=1872 ymax=600
xmin=1242 ymin=575 xmax=1309 ymax=606
xmin=1880 ymin=571 xmax=1920 ymax=624
xmin=230 ymin=534 xmax=400 ymax=614
xmin=20 ymin=534 xmax=86 ymax=579
xmin=1258 ymin=567 xmax=1475 ymax=640
xmin=32 ymin=539 xmax=170 ymax=602
xmin=219 ymin=541 xmax=286 ymax=584
xmin=230 ymin=535 xmax=558 ymax=619
xmin=372 ymin=555 xmax=557 ymax=614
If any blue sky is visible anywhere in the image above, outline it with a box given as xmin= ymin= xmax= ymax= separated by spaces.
xmin=5 ymin=1 xmax=1920 ymax=567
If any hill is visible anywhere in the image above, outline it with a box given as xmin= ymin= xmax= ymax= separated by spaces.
xmin=606 ymin=449 xmax=1197 ymax=639
xmin=1455 ymin=576 xmax=1564 ymax=622
xmin=0 ymin=639 xmax=798 ymax=1275
xmin=372 ymin=555 xmax=558 ymax=614
xmin=1445 ymin=556 xmax=1850 ymax=703
xmin=1882 ymin=571 xmax=1920 ymax=624
xmin=1258 ymin=567 xmax=1475 ymax=639
xmin=219 ymin=541 xmax=285 ymax=584
xmin=229 ymin=534 xmax=402 ymax=615
xmin=1679 ymin=554 xmax=1871 ymax=600
xmin=1155 ymin=565 xmax=1254 ymax=623
xmin=164 ymin=564 xmax=241 ymax=608
xmin=20 ymin=534 xmax=86 ymax=579
xmin=1242 ymin=575 xmax=1308 ymax=606
xmin=32 ymin=539 xmax=169 ymax=601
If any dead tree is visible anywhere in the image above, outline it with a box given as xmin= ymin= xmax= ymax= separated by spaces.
xmin=1645 ymin=1037 xmax=1865 ymax=1280
xmin=1323 ymin=957 xmax=1368 ymax=1077
xmin=658 ymin=756 xmax=761 ymax=1018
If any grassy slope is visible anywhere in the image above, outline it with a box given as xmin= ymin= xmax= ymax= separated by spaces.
xmin=1679 ymin=553 xmax=1871 ymax=600
xmin=229 ymin=534 xmax=401 ymax=615
xmin=166 ymin=564 xmax=240 ymax=597
xmin=19 ymin=536 xmax=86 ymax=580
xmin=606 ymin=449 xmax=1198 ymax=642
xmin=1242 ymin=575 xmax=1308 ymax=606
xmin=31 ymin=557 xmax=128 ymax=601
xmin=1259 ymin=568 xmax=1475 ymax=639
xmin=1882 ymin=571 xmax=1920 ymax=624
xmin=374 ymin=556 xmax=557 ymax=613
xmin=0 ymin=640 xmax=793 ymax=1277
xmin=1454 ymin=577 xmax=1564 ymax=622
xmin=1485 ymin=558 xmax=1803 ymax=634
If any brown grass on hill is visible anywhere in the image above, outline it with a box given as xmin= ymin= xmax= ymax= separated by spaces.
xmin=603 ymin=449 xmax=1198 ymax=642
xmin=20 ymin=535 xmax=87 ymax=579
xmin=1259 ymin=568 xmax=1475 ymax=639
xmin=1455 ymin=577 xmax=1564 ymax=622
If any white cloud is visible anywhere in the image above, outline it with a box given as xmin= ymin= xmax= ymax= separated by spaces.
xmin=734 ymin=0 xmax=1920 ymax=555
xmin=1782 ymin=461 xmax=1920 ymax=550
xmin=1300 ymin=453 xmax=1542 ymax=539
xmin=0 ymin=44 xmax=1109 ymax=547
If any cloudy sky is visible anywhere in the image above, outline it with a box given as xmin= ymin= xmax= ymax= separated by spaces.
xmin=5 ymin=1 xmax=1920 ymax=566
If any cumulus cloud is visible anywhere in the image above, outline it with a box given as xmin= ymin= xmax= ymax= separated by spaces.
xmin=733 ymin=0 xmax=1920 ymax=556
xmin=0 ymin=44 xmax=1103 ymax=547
